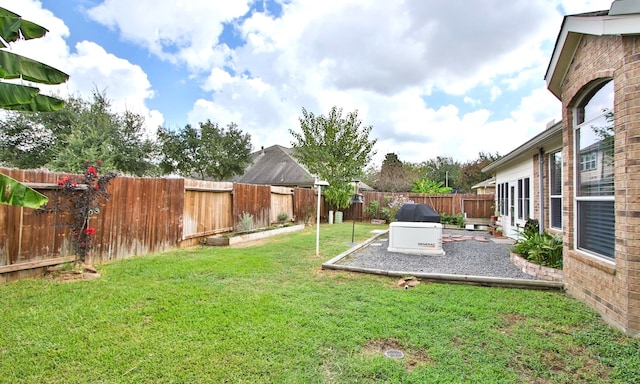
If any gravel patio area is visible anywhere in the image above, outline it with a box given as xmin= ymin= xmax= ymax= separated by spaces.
xmin=323 ymin=229 xmax=563 ymax=289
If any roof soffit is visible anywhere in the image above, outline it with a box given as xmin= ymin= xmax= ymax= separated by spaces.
xmin=545 ymin=10 xmax=640 ymax=98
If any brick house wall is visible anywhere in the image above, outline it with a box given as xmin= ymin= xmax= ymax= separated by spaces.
xmin=532 ymin=153 xmax=542 ymax=228
xmin=560 ymin=34 xmax=640 ymax=335
xmin=531 ymin=153 xmax=553 ymax=234
xmin=533 ymin=149 xmax=564 ymax=237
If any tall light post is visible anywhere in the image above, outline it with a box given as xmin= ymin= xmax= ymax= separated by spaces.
xmin=314 ymin=180 xmax=329 ymax=256
xmin=347 ymin=179 xmax=363 ymax=246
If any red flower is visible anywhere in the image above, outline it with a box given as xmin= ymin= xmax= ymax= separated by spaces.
xmin=88 ymin=166 xmax=97 ymax=175
xmin=84 ymin=227 xmax=96 ymax=236
xmin=94 ymin=185 xmax=100 ymax=190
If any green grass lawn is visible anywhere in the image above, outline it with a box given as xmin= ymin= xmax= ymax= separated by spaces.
xmin=1 ymin=223 xmax=639 ymax=383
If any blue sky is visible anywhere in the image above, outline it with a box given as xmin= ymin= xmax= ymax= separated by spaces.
xmin=1 ymin=0 xmax=614 ymax=165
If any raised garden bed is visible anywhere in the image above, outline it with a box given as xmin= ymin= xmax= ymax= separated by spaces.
xmin=205 ymin=224 xmax=305 ymax=246
xmin=510 ymin=252 xmax=563 ymax=282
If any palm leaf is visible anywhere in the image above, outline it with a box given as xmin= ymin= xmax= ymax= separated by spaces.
xmin=0 ymin=173 xmax=48 ymax=208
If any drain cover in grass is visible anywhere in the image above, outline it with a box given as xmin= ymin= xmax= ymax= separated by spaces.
xmin=384 ymin=349 xmax=404 ymax=359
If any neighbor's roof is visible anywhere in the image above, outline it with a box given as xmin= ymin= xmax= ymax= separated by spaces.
xmin=545 ymin=1 xmax=640 ymax=99
xmin=233 ymin=145 xmax=315 ymax=187
xmin=234 ymin=144 xmax=375 ymax=189
xmin=482 ymin=121 xmax=563 ymax=174
xmin=471 ymin=177 xmax=496 ymax=190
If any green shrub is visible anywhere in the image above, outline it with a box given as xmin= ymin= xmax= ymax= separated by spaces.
xmin=440 ymin=212 xmax=465 ymax=227
xmin=277 ymin=212 xmax=289 ymax=223
xmin=511 ymin=219 xmax=563 ymax=269
xmin=364 ymin=200 xmax=381 ymax=219
xmin=238 ymin=212 xmax=254 ymax=232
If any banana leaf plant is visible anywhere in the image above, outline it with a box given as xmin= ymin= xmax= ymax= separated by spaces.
xmin=0 ymin=6 xmax=68 ymax=208
xmin=0 ymin=173 xmax=47 ymax=208
xmin=0 ymin=6 xmax=69 ymax=112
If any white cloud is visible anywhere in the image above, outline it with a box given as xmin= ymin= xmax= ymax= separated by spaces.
xmin=464 ymin=97 xmax=480 ymax=107
xmin=215 ymin=0 xmax=568 ymax=163
xmin=489 ymin=86 xmax=502 ymax=102
xmin=2 ymin=0 xmax=606 ymax=167
xmin=66 ymin=41 xmax=162 ymax=136
xmin=85 ymin=0 xmax=251 ymax=72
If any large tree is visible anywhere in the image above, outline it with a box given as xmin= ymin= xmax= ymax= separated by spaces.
xmin=414 ymin=155 xmax=461 ymax=191
xmin=289 ymin=106 xmax=377 ymax=208
xmin=0 ymin=97 xmax=78 ymax=168
xmin=1 ymin=91 xmax=159 ymax=176
xmin=455 ymin=151 xmax=501 ymax=192
xmin=377 ymin=152 xmax=414 ymax=192
xmin=157 ymin=120 xmax=252 ymax=180
xmin=0 ymin=6 xmax=68 ymax=208
xmin=57 ymin=91 xmax=158 ymax=176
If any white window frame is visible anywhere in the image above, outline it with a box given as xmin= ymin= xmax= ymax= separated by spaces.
xmin=573 ymin=80 xmax=615 ymax=261
xmin=517 ymin=177 xmax=530 ymax=221
xmin=549 ymin=150 xmax=562 ymax=230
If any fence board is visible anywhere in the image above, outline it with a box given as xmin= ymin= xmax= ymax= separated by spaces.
xmin=293 ymin=188 xmax=317 ymax=224
xmin=0 ymin=168 xmax=185 ymax=273
xmin=233 ymin=183 xmax=271 ymax=229
xmin=461 ymin=196 xmax=494 ymax=218
xmin=183 ymin=179 xmax=234 ymax=240
xmin=270 ymin=186 xmax=294 ymax=224
xmin=86 ymin=176 xmax=184 ymax=263
xmin=356 ymin=191 xmax=494 ymax=220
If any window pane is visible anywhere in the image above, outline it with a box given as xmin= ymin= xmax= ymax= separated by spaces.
xmin=550 ymin=197 xmax=562 ymax=228
xmin=575 ymin=80 xmax=614 ymax=259
xmin=577 ymin=114 xmax=614 ymax=196
xmin=584 ymin=81 xmax=614 ymax=123
xmin=517 ymin=179 xmax=523 ymax=219
xmin=577 ymin=200 xmax=614 ymax=258
xmin=524 ymin=178 xmax=530 ymax=220
xmin=550 ymin=151 xmax=562 ymax=196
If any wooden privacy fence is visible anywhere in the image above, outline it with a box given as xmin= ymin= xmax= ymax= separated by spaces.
xmin=0 ymin=167 xmax=493 ymax=281
xmin=0 ymin=168 xmax=329 ymax=281
xmin=0 ymin=169 xmax=185 ymax=282
xmin=343 ymin=191 xmax=494 ymax=220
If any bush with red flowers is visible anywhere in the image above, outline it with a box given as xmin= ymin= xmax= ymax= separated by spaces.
xmin=38 ymin=160 xmax=116 ymax=263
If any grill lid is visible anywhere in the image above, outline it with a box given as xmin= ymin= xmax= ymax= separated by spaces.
xmin=395 ymin=203 xmax=441 ymax=223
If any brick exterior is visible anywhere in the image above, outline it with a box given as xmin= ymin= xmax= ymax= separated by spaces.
xmin=531 ymin=152 xmax=557 ymax=234
xmin=559 ymin=34 xmax=640 ymax=335
xmin=532 ymin=154 xmax=542 ymax=227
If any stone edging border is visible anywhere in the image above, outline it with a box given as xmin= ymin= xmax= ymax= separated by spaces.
xmin=205 ymin=224 xmax=305 ymax=246
xmin=510 ymin=252 xmax=563 ymax=282
xmin=322 ymin=230 xmax=564 ymax=290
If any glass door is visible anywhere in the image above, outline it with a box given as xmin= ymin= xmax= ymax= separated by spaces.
xmin=506 ymin=182 xmax=517 ymax=238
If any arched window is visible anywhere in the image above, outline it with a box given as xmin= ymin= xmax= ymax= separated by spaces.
xmin=574 ymin=80 xmax=614 ymax=259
